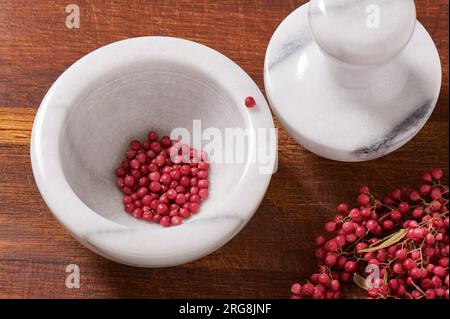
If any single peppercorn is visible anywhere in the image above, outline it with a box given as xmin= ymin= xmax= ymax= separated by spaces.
xmin=245 ymin=96 xmax=256 ymax=108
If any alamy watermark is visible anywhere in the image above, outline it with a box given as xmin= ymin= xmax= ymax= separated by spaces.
xmin=365 ymin=264 xmax=381 ymax=289
xmin=65 ymin=264 xmax=80 ymax=289
xmin=365 ymin=3 xmax=381 ymax=29
xmin=65 ymin=4 xmax=80 ymax=29
xmin=169 ymin=120 xmax=278 ymax=175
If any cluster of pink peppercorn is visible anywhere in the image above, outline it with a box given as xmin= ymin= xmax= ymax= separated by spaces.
xmin=291 ymin=168 xmax=449 ymax=299
xmin=115 ymin=131 xmax=210 ymax=227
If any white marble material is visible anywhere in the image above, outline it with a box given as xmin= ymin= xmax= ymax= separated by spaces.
xmin=31 ymin=37 xmax=276 ymax=267
xmin=309 ymin=0 xmax=417 ymax=65
xmin=264 ymin=1 xmax=442 ymax=162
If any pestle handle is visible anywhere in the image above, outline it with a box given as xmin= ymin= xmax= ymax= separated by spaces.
xmin=308 ymin=0 xmax=417 ymax=66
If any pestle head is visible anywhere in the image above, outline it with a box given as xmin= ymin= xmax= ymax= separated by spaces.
xmin=308 ymin=0 xmax=416 ymax=65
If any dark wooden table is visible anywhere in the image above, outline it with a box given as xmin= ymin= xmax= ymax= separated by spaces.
xmin=0 ymin=0 xmax=448 ymax=298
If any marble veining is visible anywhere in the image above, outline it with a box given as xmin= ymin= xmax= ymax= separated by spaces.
xmin=353 ymin=99 xmax=434 ymax=159
xmin=267 ymin=32 xmax=312 ymax=70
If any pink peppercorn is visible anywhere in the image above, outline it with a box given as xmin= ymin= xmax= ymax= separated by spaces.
xmin=146 ymin=150 xmax=156 ymax=159
xmin=160 ymin=173 xmax=172 ymax=185
xmin=189 ymin=202 xmax=200 ymax=213
xmin=156 ymin=203 xmax=169 ymax=215
xmin=142 ymin=141 xmax=150 ymax=150
xmin=122 ymin=187 xmax=132 ymax=195
xmin=175 ymin=185 xmax=186 ymax=193
xmin=124 ymin=204 xmax=134 ymax=213
xmin=175 ymin=193 xmax=186 ymax=205
xmin=152 ymin=214 xmax=162 ymax=223
xmin=131 ymin=193 xmax=139 ymax=201
xmin=142 ymin=211 xmax=153 ymax=221
xmin=116 ymin=178 xmax=125 ymax=188
xmin=149 ymin=181 xmax=161 ymax=193
xmin=197 ymin=170 xmax=208 ymax=179
xmin=131 ymin=170 xmax=141 ymax=179
xmin=245 ymin=96 xmax=256 ymax=108
xmin=198 ymin=179 xmax=209 ymax=188
xmin=190 ymin=177 xmax=198 ymax=186
xmin=149 ymin=199 xmax=159 ymax=210
xmin=167 ymin=189 xmax=177 ymax=200
xmin=150 ymin=142 xmax=162 ymax=153
xmin=133 ymin=208 xmax=143 ymax=219
xmin=180 ymin=176 xmax=190 ymax=187
xmin=124 ymin=176 xmax=135 ymax=188
xmin=190 ymin=167 xmax=199 ymax=176
xmin=431 ymin=168 xmax=444 ymax=180
xmin=137 ymin=187 xmax=148 ymax=198
xmin=130 ymin=140 xmax=140 ymax=150
xmin=161 ymin=136 xmax=171 ymax=147
xmin=121 ymin=160 xmax=130 ymax=170
xmin=155 ymin=156 xmax=166 ymax=167
xmin=171 ymin=216 xmax=183 ymax=226
xmin=190 ymin=194 xmax=201 ymax=203
xmin=123 ymin=195 xmax=133 ymax=205
xmin=141 ymin=195 xmax=152 ymax=206
xmin=138 ymin=177 xmax=149 ymax=187
xmin=161 ymin=166 xmax=172 ymax=174
xmin=179 ymin=208 xmax=190 ymax=218
xmin=130 ymin=159 xmax=140 ymax=170
xmin=142 ymin=166 xmax=150 ymax=176
xmin=170 ymin=169 xmax=181 ymax=180
xmin=125 ymin=149 xmax=136 ymax=160
xmin=160 ymin=216 xmax=171 ymax=227
xmin=180 ymin=164 xmax=191 ymax=175
xmin=137 ymin=152 xmax=147 ymax=163
xmin=149 ymin=171 xmax=161 ymax=181
xmin=115 ymin=167 xmax=126 ymax=177
xmin=169 ymin=209 xmax=179 ymax=217
xmin=344 ymin=261 xmax=358 ymax=273
xmin=159 ymin=193 xmax=169 ymax=204
xmin=148 ymin=131 xmax=158 ymax=141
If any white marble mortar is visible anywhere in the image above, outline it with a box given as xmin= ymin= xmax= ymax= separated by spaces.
xmin=31 ymin=37 xmax=276 ymax=267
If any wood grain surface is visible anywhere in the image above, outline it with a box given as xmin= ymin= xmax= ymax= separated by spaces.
xmin=0 ymin=0 xmax=448 ymax=299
